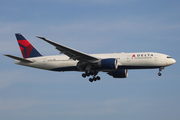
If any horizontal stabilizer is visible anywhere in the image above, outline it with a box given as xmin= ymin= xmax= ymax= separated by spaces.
xmin=4 ymin=54 xmax=33 ymax=63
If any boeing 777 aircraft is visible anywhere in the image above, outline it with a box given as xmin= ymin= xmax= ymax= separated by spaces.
xmin=4 ymin=33 xmax=176 ymax=82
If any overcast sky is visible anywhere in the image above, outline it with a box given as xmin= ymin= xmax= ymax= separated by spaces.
xmin=0 ymin=0 xmax=180 ymax=120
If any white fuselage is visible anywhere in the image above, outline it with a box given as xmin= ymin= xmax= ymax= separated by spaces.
xmin=15 ymin=52 xmax=176 ymax=72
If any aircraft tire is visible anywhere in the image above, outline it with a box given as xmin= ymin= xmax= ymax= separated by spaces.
xmin=87 ymin=73 xmax=90 ymax=77
xmin=97 ymin=76 xmax=100 ymax=80
xmin=93 ymin=77 xmax=97 ymax=81
xmin=158 ymin=72 xmax=162 ymax=76
xmin=82 ymin=73 xmax=86 ymax=78
xmin=89 ymin=78 xmax=93 ymax=82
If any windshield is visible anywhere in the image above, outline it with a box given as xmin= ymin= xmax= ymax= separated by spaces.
xmin=167 ymin=56 xmax=172 ymax=58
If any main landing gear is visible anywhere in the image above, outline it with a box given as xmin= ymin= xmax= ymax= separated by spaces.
xmin=158 ymin=67 xmax=164 ymax=76
xmin=82 ymin=71 xmax=101 ymax=82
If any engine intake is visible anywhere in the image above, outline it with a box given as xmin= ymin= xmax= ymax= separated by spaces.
xmin=108 ymin=69 xmax=128 ymax=78
xmin=98 ymin=58 xmax=118 ymax=70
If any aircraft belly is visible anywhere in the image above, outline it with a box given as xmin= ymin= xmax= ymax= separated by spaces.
xmin=21 ymin=58 xmax=78 ymax=71
xmin=44 ymin=61 xmax=77 ymax=70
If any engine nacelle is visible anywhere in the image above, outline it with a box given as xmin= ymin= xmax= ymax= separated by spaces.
xmin=98 ymin=58 xmax=118 ymax=70
xmin=108 ymin=69 xmax=128 ymax=78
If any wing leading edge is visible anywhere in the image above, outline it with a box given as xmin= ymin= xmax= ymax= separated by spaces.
xmin=37 ymin=36 xmax=100 ymax=63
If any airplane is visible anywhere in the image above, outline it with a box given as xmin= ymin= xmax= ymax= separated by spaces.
xmin=4 ymin=33 xmax=176 ymax=82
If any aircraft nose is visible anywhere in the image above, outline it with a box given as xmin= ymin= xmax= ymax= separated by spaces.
xmin=172 ymin=59 xmax=176 ymax=64
xmin=167 ymin=58 xmax=176 ymax=66
xmin=169 ymin=58 xmax=176 ymax=65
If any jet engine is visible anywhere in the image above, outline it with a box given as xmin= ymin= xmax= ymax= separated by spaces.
xmin=108 ymin=69 xmax=128 ymax=78
xmin=98 ymin=58 xmax=118 ymax=70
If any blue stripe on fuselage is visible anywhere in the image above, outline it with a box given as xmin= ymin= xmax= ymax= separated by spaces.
xmin=118 ymin=66 xmax=162 ymax=69
xmin=50 ymin=65 xmax=161 ymax=72
xmin=50 ymin=66 xmax=79 ymax=72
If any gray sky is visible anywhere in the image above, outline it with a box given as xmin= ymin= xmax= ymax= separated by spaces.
xmin=0 ymin=0 xmax=180 ymax=120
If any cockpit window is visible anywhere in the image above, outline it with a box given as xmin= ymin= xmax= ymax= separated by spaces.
xmin=167 ymin=56 xmax=172 ymax=58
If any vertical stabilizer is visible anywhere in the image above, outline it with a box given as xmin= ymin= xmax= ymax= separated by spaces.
xmin=15 ymin=33 xmax=42 ymax=58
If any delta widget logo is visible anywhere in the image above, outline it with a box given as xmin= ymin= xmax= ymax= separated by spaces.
xmin=132 ymin=54 xmax=154 ymax=58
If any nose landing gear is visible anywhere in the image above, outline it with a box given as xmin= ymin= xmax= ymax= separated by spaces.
xmin=158 ymin=67 xmax=164 ymax=76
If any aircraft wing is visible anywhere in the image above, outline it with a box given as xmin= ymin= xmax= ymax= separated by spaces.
xmin=4 ymin=54 xmax=33 ymax=63
xmin=37 ymin=36 xmax=100 ymax=63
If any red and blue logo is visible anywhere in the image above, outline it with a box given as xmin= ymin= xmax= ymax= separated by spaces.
xmin=16 ymin=34 xmax=42 ymax=58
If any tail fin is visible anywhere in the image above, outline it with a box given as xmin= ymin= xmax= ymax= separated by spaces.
xmin=15 ymin=33 xmax=42 ymax=58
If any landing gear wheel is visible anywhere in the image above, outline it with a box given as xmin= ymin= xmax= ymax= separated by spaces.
xmin=97 ymin=76 xmax=100 ymax=80
xmin=158 ymin=72 xmax=162 ymax=76
xmin=89 ymin=78 xmax=93 ymax=82
xmin=82 ymin=73 xmax=86 ymax=78
xmin=87 ymin=73 xmax=90 ymax=77
xmin=93 ymin=77 xmax=97 ymax=81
